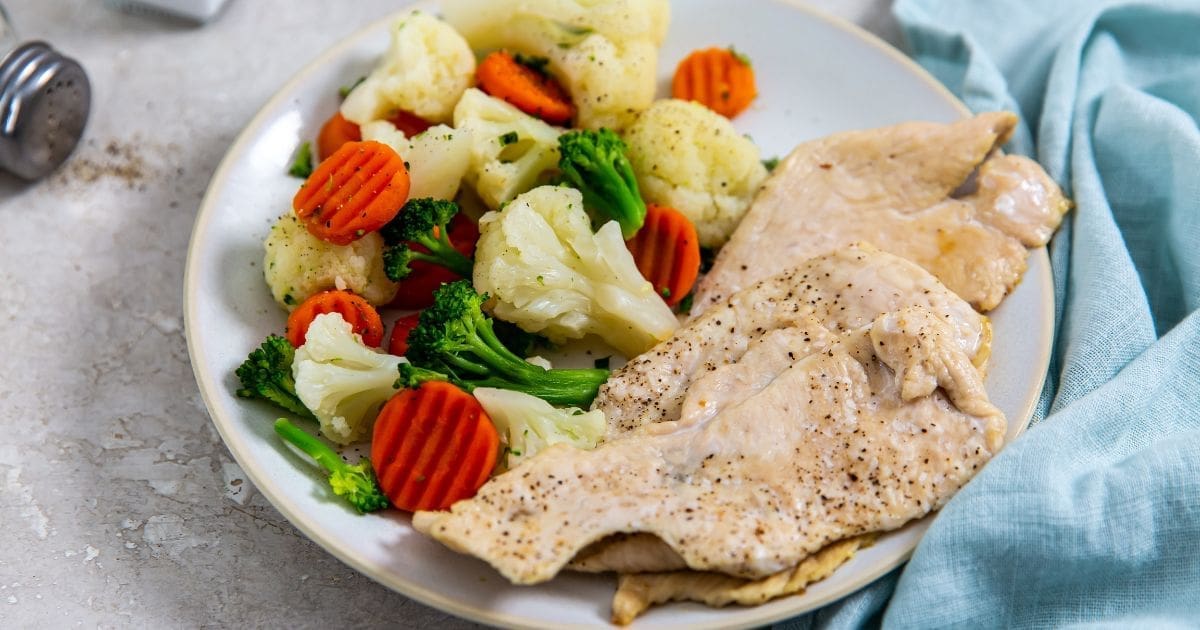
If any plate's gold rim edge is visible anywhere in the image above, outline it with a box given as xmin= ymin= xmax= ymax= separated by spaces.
xmin=182 ymin=1 xmax=1054 ymax=628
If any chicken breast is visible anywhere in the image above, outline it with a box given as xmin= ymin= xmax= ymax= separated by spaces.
xmin=609 ymin=534 xmax=876 ymax=624
xmin=412 ymin=305 xmax=1006 ymax=584
xmin=691 ymin=112 xmax=1070 ymax=314
xmin=592 ymin=243 xmax=991 ymax=438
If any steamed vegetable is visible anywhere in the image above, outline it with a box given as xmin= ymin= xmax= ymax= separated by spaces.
xmin=625 ymin=203 xmax=701 ymax=307
xmin=476 ymin=50 xmax=574 ymax=125
xmin=557 ymin=128 xmax=646 ymax=238
xmin=387 ymin=213 xmax=480 ymax=310
xmin=288 ymin=141 xmax=314 ymax=178
xmin=379 ymin=198 xmax=474 ymax=281
xmin=235 ymin=335 xmax=314 ymax=420
xmin=285 ymin=289 xmax=385 ymax=348
xmin=359 ymin=120 xmax=473 ymax=201
xmin=371 ymin=381 xmax=499 ymax=511
xmin=396 ymin=280 xmax=610 ymax=407
xmin=263 ymin=214 xmax=398 ymax=309
xmin=473 ymin=185 xmax=678 ymax=357
xmin=292 ymin=312 xmax=404 ymax=445
xmin=388 ymin=312 xmax=422 ymax=357
xmin=340 ymin=11 xmax=475 ymax=125
xmin=441 ymin=0 xmax=670 ymax=130
xmin=292 ymin=140 xmax=410 ymax=245
xmin=473 ymin=387 xmax=605 ymax=468
xmin=452 ymin=88 xmax=564 ymax=210
xmin=274 ymin=418 xmax=388 ymax=513
xmin=623 ymin=99 xmax=769 ymax=248
xmin=672 ymin=47 xmax=757 ymax=118
xmin=316 ymin=112 xmax=361 ymax=161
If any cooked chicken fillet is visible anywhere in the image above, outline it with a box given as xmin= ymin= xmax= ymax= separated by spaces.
xmin=691 ymin=112 xmax=1070 ymax=314
xmin=609 ymin=534 xmax=876 ymax=625
xmin=592 ymin=243 xmax=991 ymax=438
xmin=412 ymin=307 xmax=1006 ymax=584
xmin=571 ymin=533 xmax=687 ymax=574
xmin=573 ymin=307 xmax=994 ymax=576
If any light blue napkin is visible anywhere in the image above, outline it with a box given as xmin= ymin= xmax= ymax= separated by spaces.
xmin=783 ymin=0 xmax=1200 ymax=627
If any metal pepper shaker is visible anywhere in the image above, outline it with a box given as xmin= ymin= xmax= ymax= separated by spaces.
xmin=0 ymin=5 xmax=90 ymax=180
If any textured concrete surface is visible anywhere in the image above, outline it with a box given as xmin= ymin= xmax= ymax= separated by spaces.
xmin=0 ymin=1 xmax=899 ymax=627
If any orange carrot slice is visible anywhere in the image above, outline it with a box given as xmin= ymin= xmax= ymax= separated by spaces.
xmin=371 ymin=382 xmax=499 ymax=512
xmin=671 ymin=47 xmax=757 ymax=118
xmin=387 ymin=312 xmax=422 ymax=357
xmin=316 ymin=111 xmax=362 ymax=162
xmin=285 ymin=289 xmax=385 ymax=348
xmin=476 ymin=51 xmax=574 ymax=125
xmin=625 ymin=203 xmax=701 ymax=307
xmin=293 ymin=140 xmax=410 ymax=245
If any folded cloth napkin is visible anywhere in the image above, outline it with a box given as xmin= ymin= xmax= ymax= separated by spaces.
xmin=782 ymin=0 xmax=1200 ymax=627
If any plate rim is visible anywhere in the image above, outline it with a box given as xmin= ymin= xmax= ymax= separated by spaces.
xmin=182 ymin=1 xmax=1054 ymax=627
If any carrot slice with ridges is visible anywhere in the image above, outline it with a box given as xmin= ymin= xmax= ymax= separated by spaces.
xmin=625 ymin=204 xmax=701 ymax=307
xmin=293 ymin=140 xmax=410 ymax=245
xmin=372 ymin=382 xmax=498 ymax=512
xmin=672 ymin=47 xmax=757 ymax=118
xmin=285 ymin=290 xmax=384 ymax=347
xmin=476 ymin=51 xmax=574 ymax=125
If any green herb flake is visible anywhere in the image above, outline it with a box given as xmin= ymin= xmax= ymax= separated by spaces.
xmin=676 ymin=291 xmax=695 ymax=313
xmin=762 ymin=156 xmax=780 ymax=172
xmin=660 ymin=287 xmax=672 ymax=298
xmin=536 ymin=275 xmax=545 ymax=285
xmin=729 ymin=46 xmax=752 ymax=67
xmin=283 ymin=293 xmax=296 ymax=306
xmin=338 ymin=76 xmax=366 ymax=99
xmin=287 ymin=141 xmax=314 ymax=179
xmin=513 ymin=53 xmax=551 ymax=76
xmin=498 ymin=131 xmax=520 ymax=146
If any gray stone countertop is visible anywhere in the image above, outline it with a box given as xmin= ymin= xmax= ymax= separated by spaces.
xmin=0 ymin=1 xmax=900 ymax=627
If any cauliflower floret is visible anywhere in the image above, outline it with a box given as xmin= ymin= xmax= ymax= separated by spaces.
xmin=360 ymin=121 xmax=473 ymax=200
xmin=473 ymin=185 xmax=677 ymax=357
xmin=292 ymin=313 xmax=404 ymax=445
xmin=442 ymin=0 xmax=670 ymax=130
xmin=341 ymin=11 xmax=475 ymax=125
xmin=263 ymin=214 xmax=397 ymax=309
xmin=453 ymin=88 xmax=564 ymax=210
xmin=623 ymin=99 xmax=770 ymax=247
xmin=473 ymin=387 xmax=605 ymax=469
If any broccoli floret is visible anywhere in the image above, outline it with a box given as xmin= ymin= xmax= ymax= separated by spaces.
xmin=398 ymin=280 xmax=610 ymax=406
xmin=273 ymin=418 xmax=388 ymax=513
xmin=235 ymin=336 xmax=314 ymax=420
xmin=379 ymin=198 xmax=474 ymax=281
xmin=557 ymin=128 xmax=647 ymax=239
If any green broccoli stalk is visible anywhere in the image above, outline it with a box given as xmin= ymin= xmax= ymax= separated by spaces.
xmin=235 ymin=336 xmax=314 ymax=420
xmin=273 ymin=418 xmax=388 ymax=513
xmin=398 ymin=280 xmax=610 ymax=406
xmin=557 ymin=128 xmax=647 ymax=239
xmin=379 ymin=198 xmax=474 ymax=281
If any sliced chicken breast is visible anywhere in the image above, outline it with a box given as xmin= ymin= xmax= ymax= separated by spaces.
xmin=691 ymin=112 xmax=1070 ymax=314
xmin=412 ymin=306 xmax=1006 ymax=584
xmin=592 ymin=243 xmax=990 ymax=438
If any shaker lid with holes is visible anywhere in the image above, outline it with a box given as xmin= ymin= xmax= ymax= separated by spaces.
xmin=0 ymin=40 xmax=91 ymax=181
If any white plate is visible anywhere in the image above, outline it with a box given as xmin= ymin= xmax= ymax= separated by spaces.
xmin=184 ymin=1 xmax=1054 ymax=627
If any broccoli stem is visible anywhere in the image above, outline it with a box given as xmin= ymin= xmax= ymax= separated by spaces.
xmin=273 ymin=418 xmax=388 ymax=514
xmin=412 ymin=230 xmax=474 ymax=278
xmin=274 ymin=418 xmax=344 ymax=472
